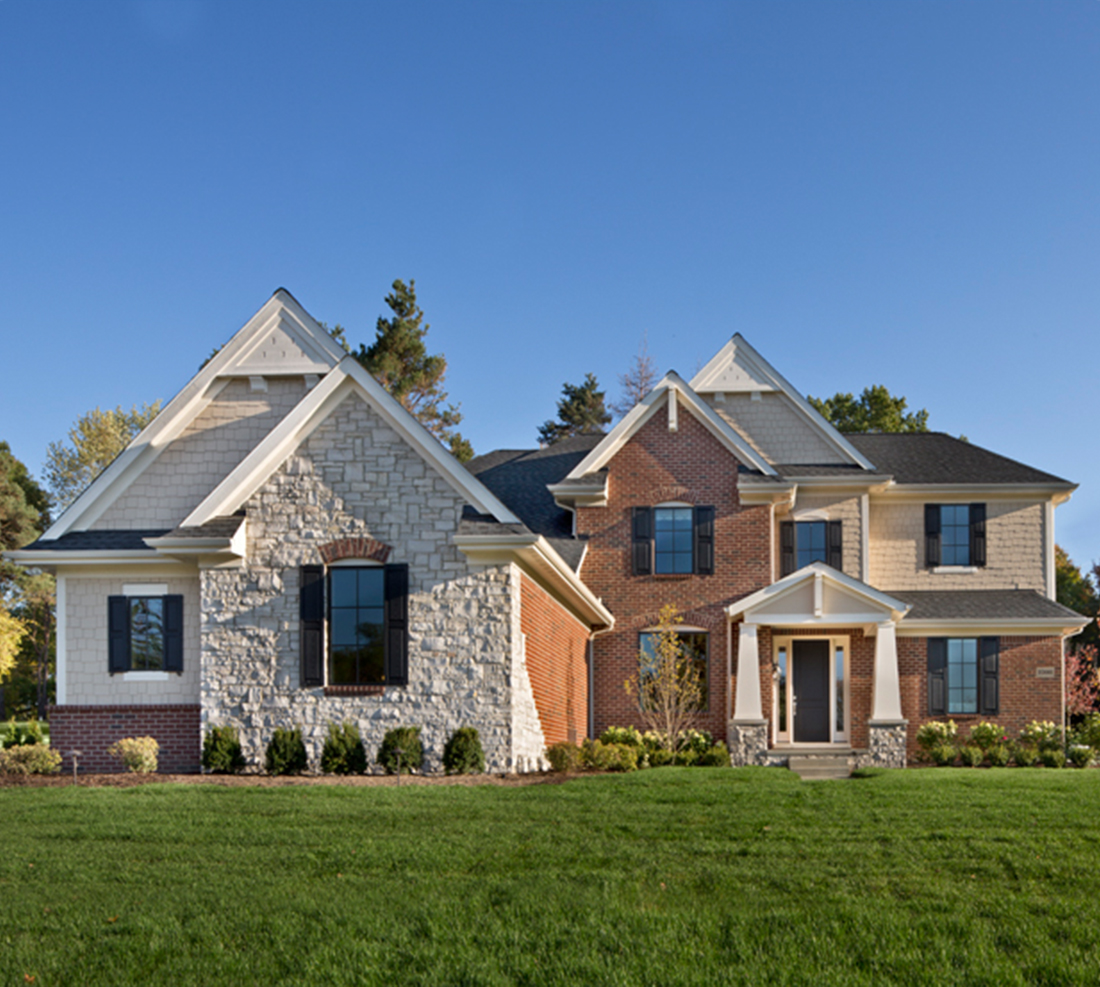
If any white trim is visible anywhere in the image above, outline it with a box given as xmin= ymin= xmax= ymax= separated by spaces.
xmin=792 ymin=509 xmax=829 ymax=522
xmin=689 ymin=335 xmax=876 ymax=470
xmin=328 ymin=558 xmax=383 ymax=568
xmin=871 ymin=484 xmax=1076 ymax=503
xmin=564 ymin=373 xmax=775 ymax=480
xmin=122 ymin=583 xmax=169 ymax=596
xmin=121 ymin=671 xmax=171 ymax=682
xmin=668 ymin=386 xmax=678 ymax=432
xmin=897 ymin=619 xmax=1088 ymax=638
xmin=771 ymin=634 xmax=851 ymax=745
xmin=733 ymin=623 xmax=762 ymax=721
xmin=184 ymin=357 xmax=520 ymax=528
xmin=931 ymin=566 xmax=979 ymax=575
xmin=55 ymin=576 xmax=66 ymax=706
xmin=860 ymin=493 xmax=870 ymax=583
xmin=640 ymin=623 xmax=708 ymax=634
xmin=1045 ymin=501 xmax=1056 ymax=601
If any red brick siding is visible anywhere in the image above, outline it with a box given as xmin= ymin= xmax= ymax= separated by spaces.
xmin=49 ymin=705 xmax=201 ymax=774
xmin=898 ymin=635 xmax=1063 ymax=759
xmin=578 ymin=403 xmax=772 ymax=738
xmin=520 ymin=573 xmax=590 ymax=746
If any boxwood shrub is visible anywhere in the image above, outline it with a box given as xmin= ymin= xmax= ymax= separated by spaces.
xmin=202 ymin=725 xmax=245 ymax=774
xmin=377 ymin=726 xmax=423 ymax=775
xmin=265 ymin=727 xmax=308 ymax=776
xmin=545 ymin=741 xmax=582 ymax=773
xmin=443 ymin=726 xmax=485 ymax=775
xmin=321 ymin=721 xmax=367 ymax=775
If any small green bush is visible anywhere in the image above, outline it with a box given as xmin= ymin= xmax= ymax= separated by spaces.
xmin=986 ymin=743 xmax=1011 ymax=767
xmin=929 ymin=743 xmax=956 ymax=767
xmin=1072 ymin=712 xmax=1100 ymax=751
xmin=916 ymin=720 xmax=958 ymax=752
xmin=0 ymin=743 xmax=61 ymax=775
xmin=321 ymin=722 xmax=367 ymax=775
xmin=606 ymin=743 xmax=639 ymax=772
xmin=202 ymin=725 xmax=245 ymax=774
xmin=108 ymin=737 xmax=159 ymax=774
xmin=2 ymin=718 xmax=45 ymax=749
xmin=642 ymin=729 xmax=670 ymax=754
xmin=580 ymin=738 xmax=615 ymax=771
xmin=674 ymin=747 xmax=699 ymax=767
xmin=967 ymin=722 xmax=1008 ymax=753
xmin=958 ymin=745 xmax=984 ymax=768
xmin=443 ymin=726 xmax=485 ymax=775
xmin=1013 ymin=744 xmax=1039 ymax=768
xmin=1020 ymin=720 xmax=1062 ymax=753
xmin=265 ymin=727 xmax=308 ymax=776
xmin=1067 ymin=745 xmax=1094 ymax=769
xmin=648 ymin=747 xmax=675 ymax=767
xmin=1039 ymin=748 xmax=1066 ymax=769
xmin=698 ymin=741 xmax=731 ymax=767
xmin=679 ymin=729 xmax=714 ymax=756
xmin=377 ymin=726 xmax=423 ymax=775
xmin=599 ymin=725 xmax=644 ymax=748
xmin=545 ymin=741 xmax=582 ymax=773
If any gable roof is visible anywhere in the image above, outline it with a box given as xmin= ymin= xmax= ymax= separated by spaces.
xmin=42 ymin=289 xmax=348 ymax=540
xmin=690 ymin=334 xmax=876 ymax=470
xmin=563 ymin=372 xmax=776 ymax=480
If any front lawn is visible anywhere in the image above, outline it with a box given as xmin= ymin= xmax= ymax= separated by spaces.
xmin=2 ymin=768 xmax=1098 ymax=986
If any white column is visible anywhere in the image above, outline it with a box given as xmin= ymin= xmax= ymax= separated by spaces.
xmin=55 ymin=576 xmax=67 ymax=706
xmin=733 ymin=622 xmax=764 ymax=721
xmin=870 ymin=621 xmax=903 ymax=721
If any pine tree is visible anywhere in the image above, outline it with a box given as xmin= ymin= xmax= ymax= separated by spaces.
xmin=538 ymin=373 xmax=611 ymax=446
xmin=353 ymin=280 xmax=472 ymax=462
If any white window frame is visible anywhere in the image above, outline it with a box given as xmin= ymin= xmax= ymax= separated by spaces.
xmin=772 ymin=634 xmax=850 ymax=746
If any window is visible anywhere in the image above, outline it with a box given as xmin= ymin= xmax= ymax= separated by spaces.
xmin=631 ymin=505 xmax=714 ymax=576
xmin=108 ymin=593 xmax=183 ymax=673
xmin=925 ymin=504 xmax=986 ymax=568
xmin=639 ymin=630 xmax=708 ymax=710
xmin=927 ymin=637 xmax=999 ymax=717
xmin=299 ymin=562 xmax=409 ymax=690
xmin=780 ymin=520 xmax=842 ymax=576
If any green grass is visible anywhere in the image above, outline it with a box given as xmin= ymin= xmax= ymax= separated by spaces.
xmin=2 ymin=768 xmax=1099 ymax=986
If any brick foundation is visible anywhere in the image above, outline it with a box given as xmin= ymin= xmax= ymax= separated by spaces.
xmin=48 ymin=704 xmax=202 ymax=774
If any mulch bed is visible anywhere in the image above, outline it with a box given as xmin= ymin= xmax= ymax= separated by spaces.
xmin=0 ymin=770 xmax=568 ymax=789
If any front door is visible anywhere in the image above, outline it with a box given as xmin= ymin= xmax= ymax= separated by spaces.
xmin=792 ymin=640 xmax=830 ymax=743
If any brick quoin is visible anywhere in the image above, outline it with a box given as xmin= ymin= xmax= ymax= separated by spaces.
xmin=520 ymin=574 xmax=590 ymax=745
xmin=49 ymin=705 xmax=201 ymax=774
xmin=576 ymin=402 xmax=771 ymax=739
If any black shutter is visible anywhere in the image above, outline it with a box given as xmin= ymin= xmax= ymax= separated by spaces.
xmin=694 ymin=506 xmax=715 ymax=575
xmin=827 ymin=520 xmax=843 ymax=571
xmin=163 ymin=595 xmax=184 ymax=673
xmin=780 ymin=521 xmax=795 ymax=576
xmin=924 ymin=504 xmax=941 ymax=568
xmin=384 ymin=563 xmax=410 ymax=686
xmin=980 ymin=637 xmax=999 ymax=716
xmin=927 ymin=638 xmax=947 ymax=716
xmin=108 ymin=596 xmax=130 ymax=674
xmin=632 ymin=507 xmax=652 ymax=576
xmin=970 ymin=503 xmax=987 ymax=568
xmin=299 ymin=565 xmax=324 ymax=688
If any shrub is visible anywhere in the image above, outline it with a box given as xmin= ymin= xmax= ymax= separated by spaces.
xmin=599 ymin=726 xmax=644 ymax=748
xmin=916 ymin=721 xmax=958 ymax=752
xmin=679 ymin=729 xmax=714 ymax=756
xmin=2 ymin=718 xmax=45 ymax=749
xmin=202 ymin=726 xmax=245 ymax=774
xmin=1067 ymin=745 xmax=1094 ymax=769
xmin=443 ymin=727 xmax=485 ymax=775
xmin=605 ymin=743 xmax=639 ymax=772
xmin=1019 ymin=720 xmax=1062 ymax=753
xmin=377 ymin=726 xmax=423 ymax=775
xmin=698 ymin=741 xmax=731 ymax=767
xmin=108 ymin=737 xmax=159 ymax=774
xmin=987 ymin=744 xmax=1011 ymax=767
xmin=929 ymin=743 xmax=956 ymax=767
xmin=1039 ymin=748 xmax=1066 ymax=769
xmin=265 ymin=728 xmax=308 ymax=776
xmin=674 ymin=747 xmax=699 ymax=767
xmin=1073 ymin=712 xmax=1100 ymax=751
xmin=648 ymin=747 xmax=675 ymax=767
xmin=321 ymin=722 xmax=367 ymax=775
xmin=967 ymin=722 xmax=1008 ymax=753
xmin=545 ymin=741 xmax=582 ymax=773
xmin=642 ymin=729 xmax=670 ymax=754
xmin=958 ymin=745 xmax=984 ymax=768
xmin=580 ymin=738 xmax=615 ymax=771
xmin=1013 ymin=744 xmax=1039 ymax=768
xmin=0 ymin=743 xmax=61 ymax=775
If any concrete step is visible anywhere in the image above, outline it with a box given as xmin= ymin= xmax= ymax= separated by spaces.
xmin=787 ymin=754 xmax=852 ymax=780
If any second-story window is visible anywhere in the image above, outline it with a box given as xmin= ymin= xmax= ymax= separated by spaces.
xmin=925 ymin=504 xmax=986 ymax=568
xmin=631 ymin=505 xmax=714 ymax=576
xmin=654 ymin=506 xmax=694 ymax=574
xmin=780 ymin=519 xmax=842 ymax=576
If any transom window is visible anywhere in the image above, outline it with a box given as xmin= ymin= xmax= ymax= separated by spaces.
xmin=654 ymin=507 xmax=694 ymax=574
xmin=639 ymin=630 xmax=708 ymax=709
xmin=946 ymin=638 xmax=979 ymax=713
xmin=795 ymin=521 xmax=827 ymax=569
xmin=328 ymin=567 xmax=385 ymax=685
xmin=941 ymin=506 xmax=971 ymax=566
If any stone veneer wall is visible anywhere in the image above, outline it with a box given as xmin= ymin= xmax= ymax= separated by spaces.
xmin=200 ymin=392 xmax=546 ymax=772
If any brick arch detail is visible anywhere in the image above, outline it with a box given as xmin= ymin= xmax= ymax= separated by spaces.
xmin=318 ymin=536 xmax=393 ymax=564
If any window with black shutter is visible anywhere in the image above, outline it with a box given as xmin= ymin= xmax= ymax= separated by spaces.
xmin=779 ymin=520 xmax=842 ymax=576
xmin=926 ymin=505 xmax=986 ymax=568
xmin=927 ymin=636 xmax=999 ymax=716
xmin=107 ymin=593 xmax=184 ymax=674
xmin=632 ymin=505 xmax=715 ymax=576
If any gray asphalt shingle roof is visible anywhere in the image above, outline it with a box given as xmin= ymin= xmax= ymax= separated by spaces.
xmin=893 ymin=589 xmax=1085 ymax=622
xmin=18 ymin=529 xmax=169 ymax=552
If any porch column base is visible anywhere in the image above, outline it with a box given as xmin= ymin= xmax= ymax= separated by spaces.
xmin=728 ymin=719 xmax=769 ymax=767
xmin=855 ymin=719 xmax=909 ymax=770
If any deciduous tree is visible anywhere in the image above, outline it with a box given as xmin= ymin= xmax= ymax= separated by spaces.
xmin=1056 ymin=546 xmax=1099 ymax=651
xmin=538 ymin=373 xmax=611 ymax=446
xmin=808 ymin=385 xmax=929 ymax=433
xmin=610 ymin=334 xmax=658 ymax=419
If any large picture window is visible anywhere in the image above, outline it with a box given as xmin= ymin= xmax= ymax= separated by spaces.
xmin=328 ymin=567 xmax=386 ymax=685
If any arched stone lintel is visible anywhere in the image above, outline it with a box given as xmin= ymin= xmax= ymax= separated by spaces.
xmin=318 ymin=536 xmax=392 ymax=564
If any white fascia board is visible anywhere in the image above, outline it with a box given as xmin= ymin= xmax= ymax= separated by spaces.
xmin=185 ymin=357 xmax=520 ymax=528
xmin=44 ymin=290 xmax=344 ymax=540
xmin=872 ymin=483 xmax=1077 ymax=504
xmin=897 ymin=618 xmax=1089 ymax=638
xmin=726 ymin=562 xmax=910 ymax=622
xmin=453 ymin=533 xmax=614 ymax=628
xmin=565 ymin=373 xmax=775 ymax=480
xmin=738 ymin=482 xmax=798 ymax=508
xmin=691 ymin=334 xmax=876 ymax=471
xmin=2 ymin=550 xmax=179 ymax=570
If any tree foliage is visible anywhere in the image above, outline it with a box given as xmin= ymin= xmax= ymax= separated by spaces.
xmin=0 ymin=605 xmax=25 ymax=683
xmin=611 ymin=334 xmax=658 ymax=419
xmin=1056 ymin=546 xmax=1099 ymax=651
xmin=43 ymin=403 xmax=161 ymax=512
xmin=0 ymin=442 xmax=45 ymax=561
xmin=538 ymin=373 xmax=611 ymax=446
xmin=808 ymin=385 xmax=929 ymax=433
xmin=352 ymin=280 xmax=472 ymax=462
xmin=1066 ymin=645 xmax=1100 ymax=720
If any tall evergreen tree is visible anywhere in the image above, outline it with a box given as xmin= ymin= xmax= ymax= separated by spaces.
xmin=538 ymin=373 xmax=611 ymax=445
xmin=808 ymin=385 xmax=929 ymax=433
xmin=353 ymin=280 xmax=472 ymax=462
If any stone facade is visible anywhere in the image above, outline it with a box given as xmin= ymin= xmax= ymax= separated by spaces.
xmin=855 ymin=721 xmax=909 ymax=769
xmin=199 ymin=392 xmax=546 ymax=772
xmin=728 ymin=721 xmax=769 ymax=766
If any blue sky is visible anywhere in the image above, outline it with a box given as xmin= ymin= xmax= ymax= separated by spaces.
xmin=2 ymin=1 xmax=1098 ymax=568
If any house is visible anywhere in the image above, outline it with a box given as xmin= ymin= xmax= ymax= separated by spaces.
xmin=6 ymin=290 xmax=1087 ymax=771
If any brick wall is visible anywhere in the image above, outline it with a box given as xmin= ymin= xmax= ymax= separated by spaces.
xmin=898 ymin=634 xmax=1063 ymax=759
xmin=577 ymin=401 xmax=772 ymax=738
xmin=49 ymin=704 xmax=202 ymax=773
xmin=520 ymin=574 xmax=590 ymax=745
